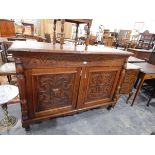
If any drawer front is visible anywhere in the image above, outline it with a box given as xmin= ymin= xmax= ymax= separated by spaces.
xmin=17 ymin=55 xmax=127 ymax=68
xmin=120 ymin=69 xmax=139 ymax=94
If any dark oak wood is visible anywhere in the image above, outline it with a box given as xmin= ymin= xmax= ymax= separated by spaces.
xmin=0 ymin=19 xmax=16 ymax=37
xmin=148 ymin=51 xmax=155 ymax=65
xmin=8 ymin=41 xmax=132 ymax=129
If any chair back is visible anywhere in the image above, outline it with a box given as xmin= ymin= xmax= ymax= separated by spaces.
xmin=148 ymin=51 xmax=155 ymax=65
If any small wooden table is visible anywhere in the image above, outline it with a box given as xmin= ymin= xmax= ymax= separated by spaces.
xmin=53 ymin=19 xmax=92 ymax=49
xmin=0 ymin=85 xmax=19 ymax=132
xmin=131 ymin=62 xmax=155 ymax=106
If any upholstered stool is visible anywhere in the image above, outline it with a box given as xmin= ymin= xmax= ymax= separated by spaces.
xmin=0 ymin=85 xmax=19 ymax=131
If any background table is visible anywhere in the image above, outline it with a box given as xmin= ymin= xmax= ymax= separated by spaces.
xmin=0 ymin=85 xmax=19 ymax=131
xmin=131 ymin=62 xmax=155 ymax=106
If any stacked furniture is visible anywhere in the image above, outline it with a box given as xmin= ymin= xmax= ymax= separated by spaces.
xmin=137 ymin=30 xmax=155 ymax=50
xmin=116 ymin=30 xmax=132 ymax=49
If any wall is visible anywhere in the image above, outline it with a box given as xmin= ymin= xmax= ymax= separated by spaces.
xmin=39 ymin=19 xmax=72 ymax=39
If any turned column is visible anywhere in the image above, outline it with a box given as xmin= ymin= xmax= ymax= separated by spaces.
xmin=75 ymin=23 xmax=79 ymax=47
xmin=60 ymin=19 xmax=65 ymax=49
xmin=53 ymin=19 xmax=57 ymax=46
xmin=85 ymin=23 xmax=91 ymax=50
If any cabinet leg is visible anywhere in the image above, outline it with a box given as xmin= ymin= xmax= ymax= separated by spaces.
xmin=147 ymin=97 xmax=152 ymax=107
xmin=107 ymin=105 xmax=113 ymax=111
xmin=25 ymin=125 xmax=30 ymax=132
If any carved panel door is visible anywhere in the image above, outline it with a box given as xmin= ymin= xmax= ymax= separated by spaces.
xmin=25 ymin=67 xmax=81 ymax=118
xmin=77 ymin=67 xmax=121 ymax=108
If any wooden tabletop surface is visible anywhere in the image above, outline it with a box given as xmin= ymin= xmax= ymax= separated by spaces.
xmin=134 ymin=62 xmax=155 ymax=74
xmin=8 ymin=41 xmax=133 ymax=56
xmin=127 ymin=48 xmax=153 ymax=53
xmin=128 ymin=56 xmax=146 ymax=63
xmin=126 ymin=63 xmax=141 ymax=70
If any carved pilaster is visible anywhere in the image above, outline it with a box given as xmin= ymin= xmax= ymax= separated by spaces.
xmin=15 ymin=58 xmax=28 ymax=123
xmin=113 ymin=59 xmax=127 ymax=102
xmin=60 ymin=19 xmax=65 ymax=49
xmin=75 ymin=23 xmax=79 ymax=47
xmin=53 ymin=19 xmax=57 ymax=46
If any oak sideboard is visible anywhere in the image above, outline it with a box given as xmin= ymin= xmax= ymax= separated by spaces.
xmin=8 ymin=42 xmax=132 ymax=130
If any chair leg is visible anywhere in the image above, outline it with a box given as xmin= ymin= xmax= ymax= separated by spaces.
xmin=147 ymin=97 xmax=152 ymax=107
xmin=7 ymin=75 xmax=12 ymax=83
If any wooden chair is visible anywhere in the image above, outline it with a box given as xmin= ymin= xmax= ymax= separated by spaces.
xmin=141 ymin=82 xmax=155 ymax=106
xmin=142 ymin=51 xmax=155 ymax=85
xmin=140 ymin=51 xmax=155 ymax=105
xmin=1 ymin=41 xmax=14 ymax=63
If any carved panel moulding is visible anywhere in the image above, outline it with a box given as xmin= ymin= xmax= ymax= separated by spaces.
xmin=35 ymin=73 xmax=75 ymax=111
xmin=86 ymin=71 xmax=117 ymax=102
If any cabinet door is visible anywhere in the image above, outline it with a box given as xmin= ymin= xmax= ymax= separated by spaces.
xmin=25 ymin=67 xmax=81 ymax=118
xmin=77 ymin=67 xmax=121 ymax=108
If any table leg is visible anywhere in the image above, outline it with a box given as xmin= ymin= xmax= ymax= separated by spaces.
xmin=134 ymin=73 xmax=140 ymax=89
xmin=131 ymin=74 xmax=145 ymax=106
xmin=126 ymin=91 xmax=133 ymax=104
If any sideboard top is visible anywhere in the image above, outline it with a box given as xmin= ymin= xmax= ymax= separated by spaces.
xmin=8 ymin=41 xmax=132 ymax=56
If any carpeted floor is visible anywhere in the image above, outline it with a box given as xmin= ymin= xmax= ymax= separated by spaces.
xmin=0 ymin=90 xmax=155 ymax=135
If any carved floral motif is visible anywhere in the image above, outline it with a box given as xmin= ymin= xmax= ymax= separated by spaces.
xmin=36 ymin=73 xmax=75 ymax=111
xmin=86 ymin=71 xmax=117 ymax=101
